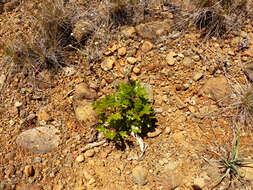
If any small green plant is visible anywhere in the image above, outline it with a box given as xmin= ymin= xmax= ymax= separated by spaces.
xmin=93 ymin=81 xmax=155 ymax=142
xmin=211 ymin=131 xmax=253 ymax=189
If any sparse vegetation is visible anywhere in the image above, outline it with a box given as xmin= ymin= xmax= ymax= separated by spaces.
xmin=93 ymin=81 xmax=155 ymax=142
xmin=210 ymin=131 xmax=253 ymax=189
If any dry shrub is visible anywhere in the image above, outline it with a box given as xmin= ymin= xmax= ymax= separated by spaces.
xmin=192 ymin=0 xmax=250 ymax=37
xmin=1 ymin=0 xmax=75 ymax=76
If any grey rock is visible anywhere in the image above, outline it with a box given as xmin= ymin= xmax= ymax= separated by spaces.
xmin=16 ymin=126 xmax=60 ymax=154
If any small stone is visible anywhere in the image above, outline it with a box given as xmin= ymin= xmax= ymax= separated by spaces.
xmin=141 ymin=41 xmax=153 ymax=53
xmin=193 ymin=72 xmax=203 ymax=81
xmin=166 ymin=52 xmax=176 ymax=66
xmin=164 ymin=127 xmax=171 ymax=135
xmin=126 ymin=57 xmax=137 ymax=64
xmin=14 ymin=101 xmax=22 ymax=108
xmin=121 ymin=26 xmax=136 ymax=38
xmin=76 ymin=155 xmax=85 ymax=163
xmin=182 ymin=57 xmax=192 ymax=67
xmin=188 ymin=106 xmax=196 ymax=113
xmin=175 ymin=96 xmax=186 ymax=109
xmin=101 ymin=56 xmax=116 ymax=71
xmin=84 ymin=149 xmax=95 ymax=158
xmin=23 ymin=165 xmax=35 ymax=177
xmin=177 ymin=53 xmax=184 ymax=58
xmin=132 ymin=166 xmax=148 ymax=185
xmin=118 ymin=47 xmax=127 ymax=56
xmin=37 ymin=109 xmax=51 ymax=121
xmin=192 ymin=55 xmax=200 ymax=62
xmin=133 ymin=67 xmax=141 ymax=74
xmin=147 ymin=128 xmax=162 ymax=138
xmin=0 ymin=74 xmax=6 ymax=85
xmin=74 ymin=83 xmax=97 ymax=100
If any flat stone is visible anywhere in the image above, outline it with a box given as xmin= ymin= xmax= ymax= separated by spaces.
xmin=240 ymin=163 xmax=253 ymax=180
xmin=16 ymin=126 xmax=60 ymax=154
xmin=132 ymin=166 xmax=148 ymax=185
xmin=193 ymin=72 xmax=203 ymax=81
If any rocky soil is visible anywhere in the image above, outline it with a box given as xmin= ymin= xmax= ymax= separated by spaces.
xmin=0 ymin=0 xmax=253 ymax=190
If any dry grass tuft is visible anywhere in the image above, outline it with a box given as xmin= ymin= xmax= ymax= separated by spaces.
xmin=1 ymin=0 xmax=75 ymax=77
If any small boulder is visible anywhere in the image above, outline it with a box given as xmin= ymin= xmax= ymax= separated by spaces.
xmin=16 ymin=126 xmax=60 ymax=154
xmin=200 ymin=77 xmax=232 ymax=102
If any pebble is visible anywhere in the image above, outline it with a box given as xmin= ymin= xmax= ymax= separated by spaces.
xmin=33 ymin=157 xmax=42 ymax=164
xmin=37 ymin=109 xmax=51 ymax=121
xmin=133 ymin=67 xmax=141 ymax=74
xmin=164 ymin=127 xmax=172 ymax=135
xmin=166 ymin=52 xmax=176 ymax=66
xmin=147 ymin=128 xmax=162 ymax=138
xmin=84 ymin=149 xmax=95 ymax=157
xmin=23 ymin=165 xmax=35 ymax=177
xmin=76 ymin=155 xmax=85 ymax=163
xmin=193 ymin=72 xmax=203 ymax=81
xmin=126 ymin=57 xmax=137 ymax=64
xmin=192 ymin=55 xmax=200 ymax=62
xmin=0 ymin=74 xmax=6 ymax=85
xmin=141 ymin=41 xmax=153 ymax=53
xmin=132 ymin=166 xmax=148 ymax=185
xmin=14 ymin=101 xmax=22 ymax=108
xmin=101 ymin=56 xmax=116 ymax=71
xmin=118 ymin=47 xmax=127 ymax=56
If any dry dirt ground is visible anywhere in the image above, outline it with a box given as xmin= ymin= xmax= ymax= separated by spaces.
xmin=0 ymin=1 xmax=253 ymax=190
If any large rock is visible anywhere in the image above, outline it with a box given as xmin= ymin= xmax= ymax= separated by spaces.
xmin=200 ymin=77 xmax=232 ymax=102
xmin=16 ymin=126 xmax=60 ymax=154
